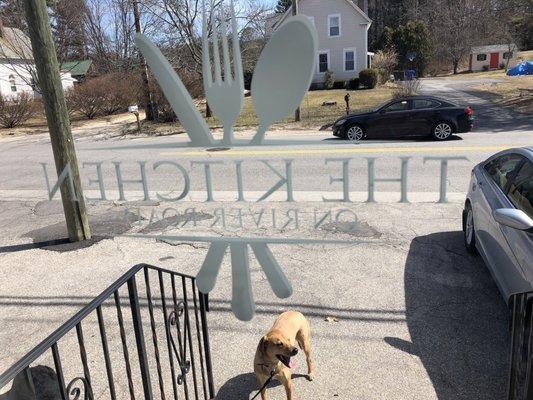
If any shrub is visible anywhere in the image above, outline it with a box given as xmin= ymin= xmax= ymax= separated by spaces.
xmin=151 ymin=68 xmax=203 ymax=122
xmin=67 ymin=72 xmax=142 ymax=119
xmin=64 ymin=88 xmax=77 ymax=118
xmin=359 ymin=69 xmax=379 ymax=89
xmin=393 ymin=79 xmax=422 ymax=98
xmin=372 ymin=49 xmax=398 ymax=77
xmin=346 ymin=78 xmax=360 ymax=90
xmin=374 ymin=68 xmax=388 ymax=84
xmin=324 ymin=70 xmax=335 ymax=89
xmin=499 ymin=62 xmax=506 ymax=70
xmin=68 ymin=78 xmax=107 ymax=119
xmin=0 ymin=92 xmax=37 ymax=128
xmin=482 ymin=65 xmax=489 ymax=72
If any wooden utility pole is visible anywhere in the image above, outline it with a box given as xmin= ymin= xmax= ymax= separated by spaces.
xmin=293 ymin=0 xmax=301 ymax=122
xmin=132 ymin=0 xmax=156 ymax=121
xmin=22 ymin=0 xmax=91 ymax=242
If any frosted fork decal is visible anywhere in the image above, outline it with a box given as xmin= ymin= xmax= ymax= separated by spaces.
xmin=134 ymin=3 xmax=317 ymax=147
xmin=195 ymin=240 xmax=293 ymax=321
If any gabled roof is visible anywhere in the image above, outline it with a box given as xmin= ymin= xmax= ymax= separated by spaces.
xmin=275 ymin=0 xmax=372 ymax=29
xmin=471 ymin=44 xmax=517 ymax=54
xmin=0 ymin=27 xmax=33 ymax=61
xmin=61 ymin=60 xmax=92 ymax=76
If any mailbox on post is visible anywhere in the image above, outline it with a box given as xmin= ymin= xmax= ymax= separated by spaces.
xmin=129 ymin=105 xmax=141 ymax=134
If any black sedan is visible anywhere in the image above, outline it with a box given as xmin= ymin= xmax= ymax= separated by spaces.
xmin=332 ymin=96 xmax=474 ymax=141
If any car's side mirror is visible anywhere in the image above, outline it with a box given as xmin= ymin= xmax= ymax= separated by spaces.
xmin=379 ymin=109 xmax=386 ymax=114
xmin=493 ymin=208 xmax=533 ymax=231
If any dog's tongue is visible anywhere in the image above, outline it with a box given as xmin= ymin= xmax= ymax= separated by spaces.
xmin=289 ymin=358 xmax=296 ymax=369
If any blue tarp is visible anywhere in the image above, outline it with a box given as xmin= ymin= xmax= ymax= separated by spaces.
xmin=507 ymin=61 xmax=533 ymax=76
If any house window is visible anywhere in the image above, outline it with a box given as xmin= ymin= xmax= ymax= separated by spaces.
xmin=318 ymin=51 xmax=329 ymax=73
xmin=344 ymin=49 xmax=356 ymax=71
xmin=503 ymin=51 xmax=513 ymax=59
xmin=328 ymin=15 xmax=341 ymax=37
xmin=476 ymin=54 xmax=487 ymax=61
xmin=9 ymin=75 xmax=16 ymax=92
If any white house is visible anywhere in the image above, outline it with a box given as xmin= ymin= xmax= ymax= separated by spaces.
xmin=0 ymin=23 xmax=75 ymax=98
xmin=272 ymin=0 xmax=372 ymax=86
xmin=469 ymin=44 xmax=518 ymax=72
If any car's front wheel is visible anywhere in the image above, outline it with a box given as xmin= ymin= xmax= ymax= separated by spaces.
xmin=432 ymin=122 xmax=453 ymax=141
xmin=463 ymin=202 xmax=477 ymax=254
xmin=345 ymin=124 xmax=364 ymax=141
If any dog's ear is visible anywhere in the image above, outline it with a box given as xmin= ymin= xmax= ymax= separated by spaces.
xmin=259 ymin=336 xmax=269 ymax=354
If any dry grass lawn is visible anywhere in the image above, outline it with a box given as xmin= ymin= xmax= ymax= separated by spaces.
xmin=470 ymin=74 xmax=533 ymax=114
xmin=443 ymin=69 xmax=509 ymax=80
xmin=204 ymin=85 xmax=395 ymax=131
xmin=0 ymin=85 xmax=396 ymax=137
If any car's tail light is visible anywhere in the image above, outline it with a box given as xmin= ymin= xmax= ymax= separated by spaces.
xmin=465 ymin=106 xmax=474 ymax=116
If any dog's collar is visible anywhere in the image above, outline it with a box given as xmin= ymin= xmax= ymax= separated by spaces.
xmin=255 ymin=362 xmax=278 ymax=375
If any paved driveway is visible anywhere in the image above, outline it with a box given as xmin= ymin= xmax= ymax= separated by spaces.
xmin=420 ymin=78 xmax=532 ymax=133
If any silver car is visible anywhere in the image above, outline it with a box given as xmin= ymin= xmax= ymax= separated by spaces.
xmin=463 ymin=147 xmax=533 ymax=301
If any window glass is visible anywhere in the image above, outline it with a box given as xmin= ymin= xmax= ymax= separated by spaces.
xmin=477 ymin=54 xmax=487 ymax=61
xmin=413 ymin=99 xmax=439 ymax=109
xmin=345 ymin=50 xmax=355 ymax=71
xmin=384 ymin=100 xmax=409 ymax=112
xmin=318 ymin=53 xmax=328 ymax=73
xmin=503 ymin=51 xmax=513 ymax=59
xmin=9 ymin=75 xmax=16 ymax=92
xmin=509 ymin=178 xmax=533 ymax=219
xmin=508 ymin=162 xmax=533 ymax=218
xmin=329 ymin=16 xmax=340 ymax=36
xmin=484 ymin=154 xmax=524 ymax=192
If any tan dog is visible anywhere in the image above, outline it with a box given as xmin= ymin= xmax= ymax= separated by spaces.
xmin=254 ymin=311 xmax=315 ymax=400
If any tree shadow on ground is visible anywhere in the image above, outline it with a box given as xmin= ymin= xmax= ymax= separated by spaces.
xmin=388 ymin=231 xmax=510 ymax=400
xmin=459 ymin=89 xmax=533 ymax=132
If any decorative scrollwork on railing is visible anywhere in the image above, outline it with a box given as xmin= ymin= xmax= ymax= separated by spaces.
xmin=66 ymin=377 xmax=93 ymax=400
xmin=168 ymin=301 xmax=191 ymax=385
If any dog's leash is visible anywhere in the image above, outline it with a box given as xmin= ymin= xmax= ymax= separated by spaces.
xmin=250 ymin=369 xmax=276 ymax=400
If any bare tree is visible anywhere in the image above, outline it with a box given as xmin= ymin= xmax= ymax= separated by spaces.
xmin=132 ymin=0 xmax=155 ymax=120
xmin=48 ymin=0 xmax=88 ymax=62
xmin=425 ymin=0 xmax=496 ymax=74
xmin=141 ymin=0 xmax=270 ymax=116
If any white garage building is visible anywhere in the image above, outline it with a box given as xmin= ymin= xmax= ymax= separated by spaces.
xmin=0 ymin=24 xmax=75 ymax=98
xmin=469 ymin=44 xmax=518 ymax=72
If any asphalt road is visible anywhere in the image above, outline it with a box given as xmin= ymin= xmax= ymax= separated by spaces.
xmin=0 ymin=78 xmax=531 ymax=399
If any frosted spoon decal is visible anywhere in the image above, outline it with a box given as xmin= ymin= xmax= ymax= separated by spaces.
xmin=249 ymin=16 xmax=318 ymax=145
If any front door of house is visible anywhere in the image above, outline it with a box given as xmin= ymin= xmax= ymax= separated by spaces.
xmin=490 ymin=52 xmax=500 ymax=69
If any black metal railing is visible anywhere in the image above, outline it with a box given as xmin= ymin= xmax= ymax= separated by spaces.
xmin=0 ymin=263 xmax=215 ymax=400
xmin=508 ymin=291 xmax=533 ymax=400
